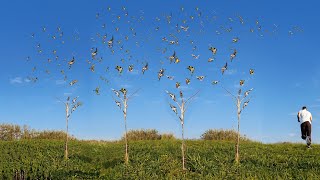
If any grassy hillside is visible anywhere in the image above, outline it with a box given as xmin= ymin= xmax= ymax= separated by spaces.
xmin=0 ymin=140 xmax=319 ymax=179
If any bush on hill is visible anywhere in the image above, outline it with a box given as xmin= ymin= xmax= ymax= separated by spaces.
xmin=123 ymin=129 xmax=175 ymax=141
xmin=0 ymin=124 xmax=75 ymax=141
xmin=201 ymin=129 xmax=251 ymax=141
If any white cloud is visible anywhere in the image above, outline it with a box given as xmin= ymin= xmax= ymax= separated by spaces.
xmin=10 ymin=77 xmax=23 ymax=84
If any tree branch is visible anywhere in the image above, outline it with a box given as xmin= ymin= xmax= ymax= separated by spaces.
xmin=221 ymin=85 xmax=236 ymax=100
xmin=185 ymin=90 xmax=200 ymax=111
xmin=127 ymin=88 xmax=141 ymax=101
xmin=55 ymin=97 xmax=66 ymax=106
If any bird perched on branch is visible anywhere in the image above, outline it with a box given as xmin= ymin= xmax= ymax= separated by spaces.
xmin=165 ymin=90 xmax=176 ymax=102
xmin=170 ymin=104 xmax=178 ymax=115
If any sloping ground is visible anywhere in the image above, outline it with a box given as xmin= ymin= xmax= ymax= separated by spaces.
xmin=0 ymin=140 xmax=319 ymax=179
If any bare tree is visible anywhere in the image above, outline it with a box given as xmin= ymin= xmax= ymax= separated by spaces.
xmin=112 ymin=88 xmax=140 ymax=164
xmin=166 ymin=90 xmax=199 ymax=170
xmin=221 ymin=78 xmax=253 ymax=163
xmin=56 ymin=96 xmax=82 ymax=160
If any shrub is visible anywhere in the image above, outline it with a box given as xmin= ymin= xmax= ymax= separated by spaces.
xmin=33 ymin=130 xmax=76 ymax=140
xmin=0 ymin=124 xmax=75 ymax=141
xmin=123 ymin=129 xmax=176 ymax=141
xmin=200 ymin=129 xmax=251 ymax=141
xmin=0 ymin=124 xmax=22 ymax=140
xmin=123 ymin=129 xmax=161 ymax=141
xmin=160 ymin=133 xmax=176 ymax=140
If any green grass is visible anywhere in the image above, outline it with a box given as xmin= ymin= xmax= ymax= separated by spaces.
xmin=0 ymin=140 xmax=319 ymax=179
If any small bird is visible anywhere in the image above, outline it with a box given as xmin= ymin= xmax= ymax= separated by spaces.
xmin=120 ymin=88 xmax=127 ymax=95
xmin=71 ymin=106 xmax=76 ymax=113
xmin=244 ymin=88 xmax=253 ymax=97
xmin=243 ymin=100 xmax=249 ymax=109
xmin=94 ymin=87 xmax=100 ymax=95
xmin=208 ymin=58 xmax=214 ymax=62
xmin=68 ymin=57 xmax=75 ymax=69
xmin=158 ymin=68 xmax=165 ymax=81
xmin=221 ymin=63 xmax=228 ymax=75
xmin=186 ymin=78 xmax=191 ymax=85
xmin=115 ymin=101 xmax=121 ymax=109
xmin=249 ymin=69 xmax=254 ymax=75
xmin=179 ymin=91 xmax=183 ymax=98
xmin=209 ymin=47 xmax=217 ymax=55
xmin=115 ymin=66 xmax=123 ymax=74
xmin=175 ymin=57 xmax=180 ymax=64
xmin=112 ymin=89 xmax=120 ymax=97
xmin=170 ymin=104 xmax=178 ymax=115
xmin=176 ymin=82 xmax=181 ymax=88
xmin=72 ymin=96 xmax=79 ymax=104
xmin=212 ymin=80 xmax=219 ymax=85
xmin=232 ymin=37 xmax=240 ymax=43
xmin=166 ymin=75 xmax=174 ymax=80
xmin=169 ymin=51 xmax=177 ymax=64
xmin=191 ymin=54 xmax=200 ymax=59
xmin=240 ymin=80 xmax=245 ymax=86
xmin=165 ymin=90 xmax=176 ymax=101
xmin=196 ymin=76 xmax=205 ymax=81
xmin=91 ymin=48 xmax=98 ymax=59
xmin=230 ymin=49 xmax=237 ymax=61
xmin=142 ymin=63 xmax=148 ymax=74
xmin=90 ymin=64 xmax=95 ymax=72
xmin=169 ymin=40 xmax=178 ymax=45
xmin=187 ymin=66 xmax=195 ymax=75
xmin=108 ymin=36 xmax=114 ymax=48
xmin=69 ymin=80 xmax=78 ymax=86
xmin=180 ymin=26 xmax=189 ymax=31
xmin=128 ymin=65 xmax=134 ymax=72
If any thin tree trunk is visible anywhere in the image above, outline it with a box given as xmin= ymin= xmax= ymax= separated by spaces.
xmin=235 ymin=103 xmax=240 ymax=163
xmin=124 ymin=100 xmax=129 ymax=164
xmin=181 ymin=122 xmax=186 ymax=170
xmin=235 ymin=97 xmax=241 ymax=163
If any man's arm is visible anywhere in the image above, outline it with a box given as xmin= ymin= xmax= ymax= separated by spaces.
xmin=297 ymin=112 xmax=300 ymax=122
xmin=310 ymin=114 xmax=312 ymax=122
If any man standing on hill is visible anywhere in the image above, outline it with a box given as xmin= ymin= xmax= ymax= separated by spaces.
xmin=297 ymin=106 xmax=313 ymax=148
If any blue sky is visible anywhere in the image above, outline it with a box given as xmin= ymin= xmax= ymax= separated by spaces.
xmin=1 ymin=0 xmax=320 ymax=143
